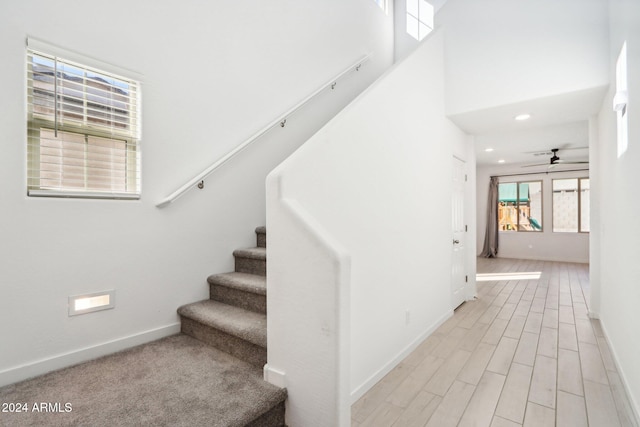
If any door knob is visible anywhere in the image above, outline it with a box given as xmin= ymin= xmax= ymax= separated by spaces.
xmin=453 ymin=239 xmax=460 ymax=244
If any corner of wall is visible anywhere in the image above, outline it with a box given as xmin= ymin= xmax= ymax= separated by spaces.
xmin=0 ymin=323 xmax=180 ymax=388
xmin=597 ymin=319 xmax=640 ymax=426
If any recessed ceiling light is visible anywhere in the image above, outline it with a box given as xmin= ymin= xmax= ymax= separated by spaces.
xmin=485 ymin=148 xmax=494 ymax=152
xmin=515 ymin=114 xmax=531 ymax=121
xmin=498 ymin=159 xmax=506 ymax=163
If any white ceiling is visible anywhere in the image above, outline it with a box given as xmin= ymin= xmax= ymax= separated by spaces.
xmin=447 ymin=85 xmax=608 ymax=167
xmin=473 ymin=122 xmax=590 ymax=166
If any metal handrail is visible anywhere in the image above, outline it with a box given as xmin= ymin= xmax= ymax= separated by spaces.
xmin=156 ymin=53 xmax=372 ymax=208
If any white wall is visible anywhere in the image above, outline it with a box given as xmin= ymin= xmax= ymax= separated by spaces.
xmin=591 ymin=0 xmax=640 ymax=420
xmin=267 ymin=30 xmax=471 ymax=425
xmin=476 ymin=165 xmax=590 ymax=263
xmin=439 ymin=0 xmax=610 ymax=115
xmin=0 ymin=0 xmax=393 ymax=386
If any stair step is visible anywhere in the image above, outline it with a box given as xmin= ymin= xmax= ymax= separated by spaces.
xmin=178 ymin=300 xmax=267 ymax=367
xmin=209 ymin=272 xmax=266 ymax=314
xmin=0 ymin=334 xmax=286 ymax=426
xmin=234 ymin=247 xmax=267 ymax=276
xmin=256 ymin=226 xmax=267 ymax=248
xmin=209 ymin=272 xmax=267 ymax=295
xmin=247 ymin=400 xmax=285 ymax=427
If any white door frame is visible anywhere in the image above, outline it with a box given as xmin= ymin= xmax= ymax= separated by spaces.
xmin=452 ymin=156 xmax=467 ymax=309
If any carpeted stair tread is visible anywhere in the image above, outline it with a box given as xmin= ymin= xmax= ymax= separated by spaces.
xmin=233 ymin=247 xmax=266 ymax=260
xmin=256 ymin=226 xmax=267 ymax=248
xmin=0 ymin=334 xmax=286 ymax=427
xmin=234 ymin=247 xmax=267 ymax=276
xmin=178 ymin=300 xmax=266 ymax=348
xmin=208 ymin=272 xmax=266 ymax=295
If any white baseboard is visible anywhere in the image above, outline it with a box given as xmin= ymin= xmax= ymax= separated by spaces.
xmin=264 ymin=364 xmax=287 ymax=388
xmin=599 ymin=319 xmax=640 ymax=426
xmin=350 ymin=310 xmax=453 ymax=404
xmin=0 ymin=323 xmax=181 ymax=388
xmin=496 ymin=255 xmax=590 ymax=264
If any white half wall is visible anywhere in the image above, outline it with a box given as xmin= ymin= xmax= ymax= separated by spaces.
xmin=476 ymin=165 xmax=590 ymax=263
xmin=0 ymin=0 xmax=393 ymax=385
xmin=266 ymin=29 xmax=471 ymax=425
xmin=591 ymin=0 xmax=640 ymax=422
xmin=265 ymin=187 xmax=352 ymax=427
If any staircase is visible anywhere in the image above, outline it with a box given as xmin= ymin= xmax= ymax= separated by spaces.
xmin=178 ymin=226 xmax=286 ymax=426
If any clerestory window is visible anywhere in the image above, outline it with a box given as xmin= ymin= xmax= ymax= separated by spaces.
xmin=373 ymin=0 xmax=388 ymax=13
xmin=615 ymin=42 xmax=628 ymax=158
xmin=406 ymin=0 xmax=434 ymax=41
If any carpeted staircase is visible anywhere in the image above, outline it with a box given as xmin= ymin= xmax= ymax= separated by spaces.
xmin=178 ymin=226 xmax=286 ymax=425
xmin=0 ymin=226 xmax=286 ymax=427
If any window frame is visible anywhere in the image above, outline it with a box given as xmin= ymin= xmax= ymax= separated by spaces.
xmin=615 ymin=42 xmax=628 ymax=158
xmin=373 ymin=0 xmax=388 ymax=13
xmin=498 ymin=180 xmax=544 ymax=233
xmin=552 ymin=177 xmax=590 ymax=234
xmin=26 ymin=38 xmax=142 ymax=200
xmin=406 ymin=0 xmax=434 ymax=42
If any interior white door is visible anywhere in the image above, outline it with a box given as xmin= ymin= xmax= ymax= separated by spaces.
xmin=451 ymin=157 xmax=466 ymax=309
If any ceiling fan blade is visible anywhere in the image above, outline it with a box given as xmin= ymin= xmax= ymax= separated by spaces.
xmin=521 ymin=147 xmax=589 ymax=168
xmin=555 ymin=160 xmax=589 ymax=164
xmin=521 ymin=163 xmax=549 ymax=168
xmin=525 ymin=150 xmax=553 ymax=155
xmin=524 ymin=146 xmax=588 ymax=154
xmin=558 ymin=145 xmax=589 ymax=151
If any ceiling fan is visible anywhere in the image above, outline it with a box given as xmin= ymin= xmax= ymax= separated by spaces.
xmin=522 ymin=148 xmax=589 ymax=168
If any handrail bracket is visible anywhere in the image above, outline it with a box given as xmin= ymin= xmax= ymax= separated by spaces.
xmin=156 ymin=53 xmax=373 ymax=208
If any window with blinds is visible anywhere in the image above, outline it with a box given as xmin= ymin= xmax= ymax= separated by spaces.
xmin=27 ymin=46 xmax=141 ymax=199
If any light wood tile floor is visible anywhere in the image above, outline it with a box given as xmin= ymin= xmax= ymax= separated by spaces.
xmin=351 ymin=258 xmax=637 ymax=427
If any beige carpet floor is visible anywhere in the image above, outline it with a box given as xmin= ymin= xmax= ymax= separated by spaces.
xmin=0 ymin=334 xmax=286 ymax=427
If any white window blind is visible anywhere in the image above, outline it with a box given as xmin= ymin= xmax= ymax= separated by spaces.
xmin=27 ymin=43 xmax=141 ymax=199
